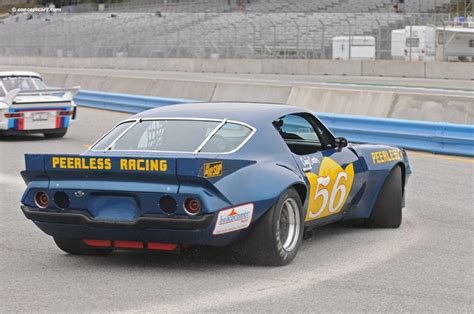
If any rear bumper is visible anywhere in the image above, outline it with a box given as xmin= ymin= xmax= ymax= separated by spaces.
xmin=0 ymin=127 xmax=67 ymax=136
xmin=22 ymin=205 xmax=213 ymax=230
xmin=21 ymin=205 xmax=240 ymax=246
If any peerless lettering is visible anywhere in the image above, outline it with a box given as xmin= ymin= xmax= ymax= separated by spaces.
xmin=51 ymin=157 xmax=112 ymax=170
xmin=371 ymin=149 xmax=403 ymax=165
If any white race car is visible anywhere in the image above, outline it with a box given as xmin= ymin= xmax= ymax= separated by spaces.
xmin=0 ymin=71 xmax=79 ymax=138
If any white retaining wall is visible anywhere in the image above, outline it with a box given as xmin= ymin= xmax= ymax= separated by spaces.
xmin=1 ymin=57 xmax=473 ymax=80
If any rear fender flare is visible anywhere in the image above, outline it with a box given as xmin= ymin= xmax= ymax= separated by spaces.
xmin=214 ymin=162 xmax=307 ymax=222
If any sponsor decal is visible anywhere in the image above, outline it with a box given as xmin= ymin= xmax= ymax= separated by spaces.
xmin=300 ymin=156 xmax=320 ymax=171
xmin=213 ymin=203 xmax=254 ymax=235
xmin=50 ymin=157 xmax=168 ymax=172
xmin=371 ymin=149 xmax=403 ymax=165
xmin=203 ymin=161 xmax=223 ymax=178
xmin=305 ymin=157 xmax=354 ymax=222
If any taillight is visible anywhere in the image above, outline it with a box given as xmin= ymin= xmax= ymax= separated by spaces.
xmin=4 ymin=112 xmax=24 ymax=118
xmin=58 ymin=111 xmax=73 ymax=116
xmin=34 ymin=191 xmax=49 ymax=208
xmin=184 ymin=198 xmax=201 ymax=215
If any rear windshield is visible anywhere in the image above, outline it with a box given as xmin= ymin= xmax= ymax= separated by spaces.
xmin=0 ymin=77 xmax=47 ymax=92
xmin=91 ymin=119 xmax=254 ymax=153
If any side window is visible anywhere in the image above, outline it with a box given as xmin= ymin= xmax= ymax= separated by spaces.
xmin=273 ymin=113 xmax=334 ymax=155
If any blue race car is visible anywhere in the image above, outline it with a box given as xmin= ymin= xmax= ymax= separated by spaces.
xmin=20 ymin=103 xmax=411 ymax=266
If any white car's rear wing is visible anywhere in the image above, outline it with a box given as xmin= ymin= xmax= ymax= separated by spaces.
xmin=0 ymin=86 xmax=80 ymax=107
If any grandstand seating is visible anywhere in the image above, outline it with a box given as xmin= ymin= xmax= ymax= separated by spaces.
xmin=0 ymin=0 xmax=458 ymax=59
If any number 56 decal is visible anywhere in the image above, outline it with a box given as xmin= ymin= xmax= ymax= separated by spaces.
xmin=305 ymin=157 xmax=355 ymax=222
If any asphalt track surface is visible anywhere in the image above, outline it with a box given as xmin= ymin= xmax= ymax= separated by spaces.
xmin=0 ymin=108 xmax=472 ymax=312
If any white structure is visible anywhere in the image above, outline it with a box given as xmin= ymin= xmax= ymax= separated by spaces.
xmin=391 ymin=29 xmax=406 ymax=59
xmin=332 ymin=36 xmax=376 ymax=60
xmin=404 ymin=26 xmax=436 ymax=61
xmin=435 ymin=26 xmax=474 ymax=61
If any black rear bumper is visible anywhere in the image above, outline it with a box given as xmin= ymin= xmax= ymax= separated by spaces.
xmin=0 ymin=128 xmax=67 ymax=136
xmin=21 ymin=205 xmax=214 ymax=231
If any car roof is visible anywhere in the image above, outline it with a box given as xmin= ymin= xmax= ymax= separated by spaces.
xmin=0 ymin=71 xmax=43 ymax=79
xmin=133 ymin=102 xmax=311 ymax=126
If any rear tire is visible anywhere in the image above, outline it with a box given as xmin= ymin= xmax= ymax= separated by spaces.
xmin=53 ymin=237 xmax=113 ymax=256
xmin=44 ymin=130 xmax=67 ymax=138
xmin=233 ymin=188 xmax=304 ymax=266
xmin=365 ymin=166 xmax=403 ymax=228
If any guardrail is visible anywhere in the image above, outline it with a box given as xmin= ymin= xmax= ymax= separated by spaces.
xmin=318 ymin=113 xmax=473 ymax=157
xmin=74 ymin=90 xmax=474 ymax=157
xmin=75 ymin=90 xmax=198 ymax=113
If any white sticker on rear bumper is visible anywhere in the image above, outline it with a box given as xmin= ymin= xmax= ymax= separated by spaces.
xmin=213 ymin=203 xmax=254 ymax=235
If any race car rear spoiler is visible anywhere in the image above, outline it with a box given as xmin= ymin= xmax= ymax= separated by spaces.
xmin=0 ymin=87 xmax=80 ymax=107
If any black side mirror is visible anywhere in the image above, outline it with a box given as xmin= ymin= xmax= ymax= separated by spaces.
xmin=334 ymin=137 xmax=348 ymax=149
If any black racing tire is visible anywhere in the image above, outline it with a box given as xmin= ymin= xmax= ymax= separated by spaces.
xmin=53 ymin=237 xmax=113 ymax=256
xmin=364 ymin=166 xmax=403 ymax=228
xmin=232 ymin=188 xmax=304 ymax=266
xmin=44 ymin=130 xmax=67 ymax=138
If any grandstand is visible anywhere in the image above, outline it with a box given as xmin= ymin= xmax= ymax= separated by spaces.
xmin=0 ymin=0 xmax=465 ymax=59
xmin=102 ymin=0 xmax=457 ymax=14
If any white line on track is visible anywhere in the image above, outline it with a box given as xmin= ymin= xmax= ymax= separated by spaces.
xmin=128 ymin=218 xmax=422 ymax=313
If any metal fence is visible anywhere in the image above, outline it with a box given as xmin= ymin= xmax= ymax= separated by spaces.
xmin=0 ymin=7 xmax=471 ymax=60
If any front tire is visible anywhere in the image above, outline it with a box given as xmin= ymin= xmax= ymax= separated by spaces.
xmin=53 ymin=237 xmax=113 ymax=256
xmin=233 ymin=188 xmax=304 ymax=266
xmin=365 ymin=166 xmax=403 ymax=228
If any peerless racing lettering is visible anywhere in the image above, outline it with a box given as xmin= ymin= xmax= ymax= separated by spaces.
xmin=213 ymin=203 xmax=254 ymax=235
xmin=51 ymin=157 xmax=168 ymax=172
xmin=371 ymin=149 xmax=403 ymax=165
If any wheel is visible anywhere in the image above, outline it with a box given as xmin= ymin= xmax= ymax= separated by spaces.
xmin=44 ymin=130 xmax=67 ymax=138
xmin=232 ymin=188 xmax=304 ymax=266
xmin=365 ymin=166 xmax=403 ymax=228
xmin=53 ymin=237 xmax=113 ymax=256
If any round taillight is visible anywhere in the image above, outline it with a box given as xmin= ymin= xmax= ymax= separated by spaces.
xmin=54 ymin=191 xmax=70 ymax=209
xmin=34 ymin=191 xmax=49 ymax=209
xmin=159 ymin=196 xmax=177 ymax=214
xmin=184 ymin=198 xmax=201 ymax=215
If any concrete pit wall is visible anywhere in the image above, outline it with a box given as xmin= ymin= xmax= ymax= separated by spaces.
xmin=34 ymin=70 xmax=472 ymax=124
xmin=1 ymin=57 xmax=473 ymax=80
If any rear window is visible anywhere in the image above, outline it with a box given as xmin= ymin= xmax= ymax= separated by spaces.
xmin=201 ymin=123 xmax=253 ymax=153
xmin=92 ymin=121 xmax=134 ymax=151
xmin=1 ymin=77 xmax=46 ymax=92
xmin=91 ymin=119 xmax=254 ymax=153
